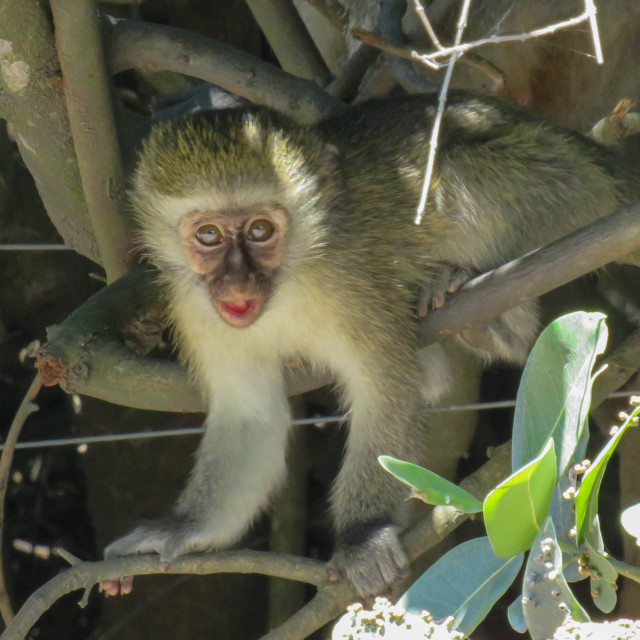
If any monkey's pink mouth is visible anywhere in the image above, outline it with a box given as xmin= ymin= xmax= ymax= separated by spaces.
xmin=216 ymin=297 xmax=265 ymax=328
xmin=220 ymin=300 xmax=255 ymax=316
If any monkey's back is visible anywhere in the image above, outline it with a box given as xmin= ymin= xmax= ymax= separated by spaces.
xmin=319 ymin=92 xmax=640 ymax=277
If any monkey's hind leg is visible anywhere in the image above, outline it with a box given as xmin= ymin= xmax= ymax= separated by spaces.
xmin=328 ymin=362 xmax=425 ymax=597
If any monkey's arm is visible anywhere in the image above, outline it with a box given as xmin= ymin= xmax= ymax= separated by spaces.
xmin=105 ymin=360 xmax=292 ymax=566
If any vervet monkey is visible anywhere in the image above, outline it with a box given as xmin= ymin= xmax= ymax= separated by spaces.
xmin=103 ymin=92 xmax=640 ymax=597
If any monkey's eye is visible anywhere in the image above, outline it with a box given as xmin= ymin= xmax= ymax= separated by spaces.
xmin=246 ymin=219 xmax=275 ymax=242
xmin=195 ymin=224 xmax=224 ymax=246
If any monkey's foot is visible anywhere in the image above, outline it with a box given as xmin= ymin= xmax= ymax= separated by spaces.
xmin=329 ymin=525 xmax=409 ymax=597
xmin=417 ymin=266 xmax=474 ymax=317
xmin=101 ymin=517 xmax=208 ymax=596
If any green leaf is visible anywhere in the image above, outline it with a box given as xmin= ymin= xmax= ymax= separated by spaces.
xmin=484 ymin=439 xmax=556 ymax=557
xmin=575 ymin=406 xmax=640 ymax=544
xmin=378 ymin=455 xmax=483 ymax=513
xmin=403 ymin=536 xmax=523 ymax=637
xmin=512 ymin=312 xmax=608 ymax=474
xmin=523 ymin=518 xmax=589 ymax=640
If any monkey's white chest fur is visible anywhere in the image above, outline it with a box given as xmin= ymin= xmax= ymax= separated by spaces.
xmin=170 ymin=271 xmax=362 ymax=411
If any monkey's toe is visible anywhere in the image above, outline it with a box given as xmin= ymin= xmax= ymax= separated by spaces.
xmin=417 ymin=265 xmax=475 ymax=317
xmin=100 ymin=576 xmax=134 ymax=597
xmin=331 ymin=525 xmax=409 ymax=597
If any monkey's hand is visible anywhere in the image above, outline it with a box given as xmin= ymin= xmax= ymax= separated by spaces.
xmin=417 ymin=265 xmax=474 ymax=317
xmin=101 ymin=516 xmax=207 ymax=596
xmin=329 ymin=525 xmax=409 ymax=597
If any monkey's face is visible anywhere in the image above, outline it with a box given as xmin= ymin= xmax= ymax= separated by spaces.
xmin=179 ymin=205 xmax=288 ymax=328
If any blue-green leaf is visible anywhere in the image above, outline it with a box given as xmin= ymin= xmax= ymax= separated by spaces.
xmin=507 ymin=596 xmax=527 ymax=634
xmin=584 ymin=541 xmax=618 ymax=613
xmin=403 ymin=537 xmax=523 ymax=637
xmin=523 ymin=518 xmax=589 ymax=640
xmin=512 ymin=312 xmax=607 ymax=474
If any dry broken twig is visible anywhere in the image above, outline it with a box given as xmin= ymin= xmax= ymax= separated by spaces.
xmin=412 ymin=0 xmax=603 ymax=224
xmin=588 ymin=98 xmax=640 ymax=146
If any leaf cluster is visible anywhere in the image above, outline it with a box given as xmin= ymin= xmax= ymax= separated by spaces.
xmin=380 ymin=312 xmax=640 ymax=639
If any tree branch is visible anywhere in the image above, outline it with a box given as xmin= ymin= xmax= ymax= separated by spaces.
xmin=0 ymin=441 xmax=513 ymax=640
xmin=0 ymin=374 xmax=43 ymax=625
xmin=35 ymin=201 xmax=640 ymax=412
xmin=49 ymin=0 xmax=132 ymax=282
xmin=326 ymin=44 xmax=380 ymax=101
xmin=302 ymin=0 xmax=346 ymax=31
xmin=104 ymin=19 xmax=342 ymax=123
xmin=34 ymin=266 xmax=331 ymax=410
xmin=0 ymin=0 xmax=98 ymax=262
xmin=244 ymin=0 xmax=330 ymax=82
xmin=0 ymin=551 xmax=326 ymax=640
xmin=419 ymin=202 xmax=640 ymax=344
xmin=6 ymin=331 xmax=638 ymax=640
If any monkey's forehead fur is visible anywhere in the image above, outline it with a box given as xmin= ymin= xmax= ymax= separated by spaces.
xmin=133 ymin=107 xmax=338 ymax=208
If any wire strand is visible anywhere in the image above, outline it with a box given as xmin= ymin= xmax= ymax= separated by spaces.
xmin=4 ymin=389 xmax=638 ymax=451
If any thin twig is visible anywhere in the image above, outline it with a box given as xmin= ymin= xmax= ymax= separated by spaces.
xmin=607 ymin=556 xmax=640 ymax=584
xmin=413 ymin=4 xmax=598 ymax=66
xmin=585 ymin=0 xmax=603 ymax=64
xmin=414 ymin=0 xmax=472 ymax=224
xmin=350 ymin=28 xmax=504 ymax=86
xmin=0 ymin=374 xmax=43 ymax=625
xmin=411 ymin=0 xmax=442 ymax=49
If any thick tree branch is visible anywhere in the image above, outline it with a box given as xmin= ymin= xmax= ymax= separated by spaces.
xmin=326 ymin=44 xmax=380 ymax=101
xmin=50 ymin=0 xmax=132 ymax=282
xmin=0 ymin=552 xmax=326 ymax=640
xmin=7 ymin=331 xmax=637 ymax=640
xmin=0 ymin=441 xmax=512 ymax=640
xmin=34 ymin=266 xmax=331 ymax=410
xmin=419 ymin=202 xmax=640 ymax=344
xmin=244 ymin=0 xmax=330 ymax=82
xmin=0 ymin=0 xmax=98 ymax=261
xmin=303 ymin=0 xmax=347 ymax=31
xmin=104 ymin=20 xmax=342 ymax=123
xmin=35 ymin=202 xmax=640 ymax=412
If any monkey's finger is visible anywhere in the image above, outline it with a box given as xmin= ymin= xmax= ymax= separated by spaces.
xmin=100 ymin=578 xmax=128 ymax=597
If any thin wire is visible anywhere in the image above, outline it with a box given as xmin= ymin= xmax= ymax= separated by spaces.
xmin=0 ymin=244 xmax=72 ymax=251
xmin=4 ymin=389 xmax=638 ymax=451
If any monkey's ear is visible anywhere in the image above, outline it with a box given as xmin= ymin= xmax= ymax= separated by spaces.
xmin=319 ymin=142 xmax=341 ymax=170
